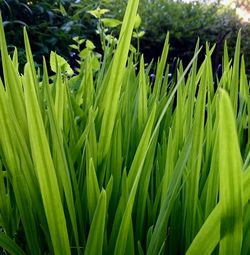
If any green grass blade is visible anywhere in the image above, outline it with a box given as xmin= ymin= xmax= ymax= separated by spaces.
xmin=147 ymin=131 xmax=192 ymax=255
xmin=127 ymin=103 xmax=156 ymax=189
xmin=54 ymin=63 xmax=65 ymax=130
xmin=98 ymin=0 xmax=140 ymax=162
xmin=187 ymin=164 xmax=250 ymax=255
xmin=86 ymin=157 xmax=100 ymax=221
xmin=0 ymin=233 xmax=26 ymax=255
xmin=84 ymin=189 xmax=106 ymax=255
xmin=12 ymin=173 xmax=41 ymax=254
xmin=230 ymin=31 xmax=241 ymax=113
xmin=23 ymin=62 xmax=71 ymax=255
xmin=114 ymin=104 xmax=156 ymax=255
xmin=0 ymin=162 xmax=13 ymax=236
xmin=152 ymin=33 xmax=169 ymax=99
xmin=138 ymin=55 xmax=148 ymax=134
xmin=0 ymin=16 xmax=27 ymax=139
xmin=23 ymin=27 xmax=40 ymax=98
xmin=43 ymin=61 xmax=80 ymax=252
xmin=135 ymin=133 xmax=158 ymax=241
xmin=243 ymin=165 xmax=250 ymax=205
xmin=218 ymin=89 xmax=243 ymax=255
xmin=186 ymin=204 xmax=221 ymax=255
xmin=185 ymin=55 xmax=207 ymax=246
xmin=242 ymin=203 xmax=250 ymax=255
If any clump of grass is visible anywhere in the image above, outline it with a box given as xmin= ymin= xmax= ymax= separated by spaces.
xmin=0 ymin=0 xmax=249 ymax=254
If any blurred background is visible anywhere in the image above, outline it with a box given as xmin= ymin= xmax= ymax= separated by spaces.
xmin=0 ymin=0 xmax=250 ymax=73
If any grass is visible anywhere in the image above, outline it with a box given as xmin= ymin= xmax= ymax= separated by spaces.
xmin=0 ymin=0 xmax=249 ymax=254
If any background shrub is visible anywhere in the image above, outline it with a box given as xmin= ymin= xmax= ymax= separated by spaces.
xmin=99 ymin=0 xmax=250 ymax=71
xmin=1 ymin=0 xmax=250 ymax=73
xmin=0 ymin=0 xmax=99 ymax=69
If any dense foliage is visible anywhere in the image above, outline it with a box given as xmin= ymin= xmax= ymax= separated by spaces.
xmin=0 ymin=0 xmax=250 ymax=254
xmin=0 ymin=0 xmax=100 ymax=68
xmin=100 ymin=0 xmax=250 ymax=70
xmin=1 ymin=0 xmax=250 ymax=72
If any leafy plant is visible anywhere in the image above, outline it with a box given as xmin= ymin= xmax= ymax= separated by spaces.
xmin=0 ymin=0 xmax=250 ymax=254
xmin=89 ymin=0 xmax=250 ymax=71
xmin=0 ymin=0 xmax=100 ymax=70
